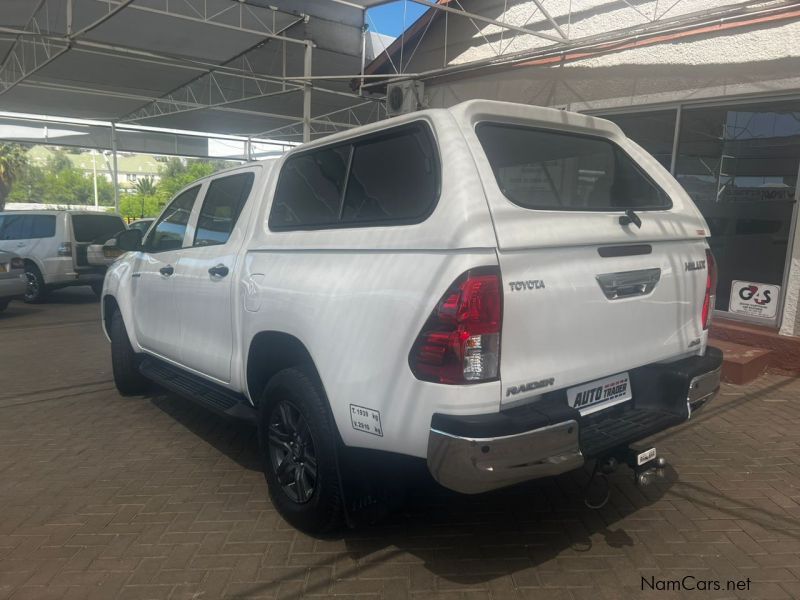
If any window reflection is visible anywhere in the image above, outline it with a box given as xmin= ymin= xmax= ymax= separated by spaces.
xmin=675 ymin=102 xmax=799 ymax=313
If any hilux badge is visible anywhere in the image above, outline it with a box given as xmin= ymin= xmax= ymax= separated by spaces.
xmin=685 ymin=260 xmax=706 ymax=272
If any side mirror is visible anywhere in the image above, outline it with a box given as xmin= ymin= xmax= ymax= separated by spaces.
xmin=117 ymin=228 xmax=143 ymax=251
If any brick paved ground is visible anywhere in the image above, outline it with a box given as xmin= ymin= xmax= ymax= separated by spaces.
xmin=1 ymin=289 xmax=800 ymax=600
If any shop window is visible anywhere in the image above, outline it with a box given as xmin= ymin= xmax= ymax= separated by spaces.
xmin=602 ymin=110 xmax=677 ymax=170
xmin=675 ymin=101 xmax=800 ymax=315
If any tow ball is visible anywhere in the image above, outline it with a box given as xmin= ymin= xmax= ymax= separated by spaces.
xmin=628 ymin=447 xmax=667 ymax=487
xmin=585 ymin=446 xmax=667 ymax=508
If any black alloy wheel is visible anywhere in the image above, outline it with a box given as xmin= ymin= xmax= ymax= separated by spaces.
xmin=267 ymin=399 xmax=318 ymax=504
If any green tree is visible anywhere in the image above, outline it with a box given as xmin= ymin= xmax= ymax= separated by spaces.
xmin=0 ymin=143 xmax=29 ymax=211
xmin=119 ymin=193 xmax=161 ymax=219
xmin=9 ymin=149 xmax=115 ymax=207
xmin=135 ymin=176 xmax=157 ymax=196
xmin=7 ymin=162 xmax=46 ymax=203
xmin=155 ymin=159 xmax=231 ymax=205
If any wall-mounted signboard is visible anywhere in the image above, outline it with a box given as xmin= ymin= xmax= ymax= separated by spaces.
xmin=729 ymin=281 xmax=780 ymax=320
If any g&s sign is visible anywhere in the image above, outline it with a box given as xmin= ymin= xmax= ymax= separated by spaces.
xmin=729 ymin=281 xmax=780 ymax=320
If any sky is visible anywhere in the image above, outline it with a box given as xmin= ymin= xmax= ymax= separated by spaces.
xmin=366 ymin=1 xmax=428 ymax=38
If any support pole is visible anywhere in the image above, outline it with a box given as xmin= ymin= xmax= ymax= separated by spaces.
xmin=111 ymin=122 xmax=119 ymax=213
xmin=303 ymin=41 xmax=312 ymax=143
xmin=360 ymin=20 xmax=367 ymax=95
xmin=670 ymin=104 xmax=682 ymax=176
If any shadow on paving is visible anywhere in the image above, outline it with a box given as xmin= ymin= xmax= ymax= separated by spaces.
xmin=146 ymin=383 xmax=682 ymax=593
xmin=144 ymin=373 xmax=800 ymax=595
xmin=0 ymin=288 xmax=98 ymax=323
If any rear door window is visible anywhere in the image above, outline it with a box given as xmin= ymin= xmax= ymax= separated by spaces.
xmin=341 ymin=125 xmax=438 ymax=224
xmin=475 ymin=123 xmax=671 ymax=211
xmin=146 ymin=186 xmax=201 ymax=252
xmin=0 ymin=215 xmax=56 ymax=240
xmin=269 ymin=121 xmax=439 ymax=230
xmin=71 ymin=214 xmax=126 ymax=243
xmin=269 ymin=147 xmax=349 ymax=229
xmin=194 ymin=172 xmax=255 ymax=247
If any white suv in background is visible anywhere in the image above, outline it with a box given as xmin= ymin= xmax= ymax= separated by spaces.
xmin=0 ymin=210 xmax=126 ymax=302
xmin=103 ymin=100 xmax=723 ymax=533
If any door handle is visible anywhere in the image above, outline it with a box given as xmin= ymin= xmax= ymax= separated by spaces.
xmin=208 ymin=264 xmax=229 ymax=278
xmin=159 ymin=265 xmax=174 ymax=277
xmin=596 ymin=268 xmax=661 ymax=300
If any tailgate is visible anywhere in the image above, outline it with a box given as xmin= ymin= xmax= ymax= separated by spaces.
xmin=499 ymin=240 xmax=709 ymax=403
xmin=451 ymin=102 xmax=712 ymax=404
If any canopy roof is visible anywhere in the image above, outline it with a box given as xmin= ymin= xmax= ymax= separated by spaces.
xmin=0 ymin=0 xmax=391 ymax=142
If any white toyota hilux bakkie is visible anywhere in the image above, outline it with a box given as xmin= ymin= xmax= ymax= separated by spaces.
xmin=103 ymin=100 xmax=723 ymax=533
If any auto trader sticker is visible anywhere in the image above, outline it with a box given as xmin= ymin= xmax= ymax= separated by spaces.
xmin=567 ymin=372 xmax=632 ymax=415
xmin=350 ymin=404 xmax=383 ymax=437
xmin=729 ymin=281 xmax=780 ymax=320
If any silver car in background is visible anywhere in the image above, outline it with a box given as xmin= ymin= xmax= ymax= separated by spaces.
xmin=0 ymin=251 xmax=26 ymax=312
xmin=87 ymin=218 xmax=155 ymax=267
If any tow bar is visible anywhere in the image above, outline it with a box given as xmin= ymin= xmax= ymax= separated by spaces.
xmin=584 ymin=446 xmax=667 ymax=509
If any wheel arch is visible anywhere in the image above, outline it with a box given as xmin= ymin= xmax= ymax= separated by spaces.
xmin=22 ymin=257 xmax=45 ymax=275
xmin=102 ymin=294 xmax=120 ymax=340
xmin=246 ymin=331 xmax=324 ymax=405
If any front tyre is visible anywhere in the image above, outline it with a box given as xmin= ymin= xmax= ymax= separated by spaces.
xmin=110 ymin=310 xmax=148 ymax=396
xmin=258 ymin=367 xmax=343 ymax=534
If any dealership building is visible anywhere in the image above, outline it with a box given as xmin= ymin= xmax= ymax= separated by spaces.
xmin=366 ymin=0 xmax=800 ymax=348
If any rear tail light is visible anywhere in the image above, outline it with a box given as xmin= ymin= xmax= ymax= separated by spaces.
xmin=10 ymin=257 xmax=23 ymax=270
xmin=409 ymin=267 xmax=502 ymax=384
xmin=702 ymin=249 xmax=717 ymax=330
xmin=57 ymin=242 xmax=72 ymax=257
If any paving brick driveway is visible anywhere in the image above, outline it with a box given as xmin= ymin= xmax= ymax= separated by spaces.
xmin=1 ymin=289 xmax=800 ymax=600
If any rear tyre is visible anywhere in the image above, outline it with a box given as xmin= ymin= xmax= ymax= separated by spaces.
xmin=0 ymin=299 xmax=9 ymax=312
xmin=91 ymin=282 xmax=103 ymax=299
xmin=110 ymin=309 xmax=148 ymax=396
xmin=23 ymin=264 xmax=47 ymax=304
xmin=258 ymin=367 xmax=343 ymax=534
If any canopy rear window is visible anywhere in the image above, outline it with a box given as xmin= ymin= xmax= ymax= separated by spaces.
xmin=71 ymin=214 xmax=126 ymax=243
xmin=475 ymin=123 xmax=671 ymax=211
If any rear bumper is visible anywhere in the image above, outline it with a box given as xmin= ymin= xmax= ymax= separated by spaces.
xmin=427 ymin=347 xmax=723 ymax=494
xmin=0 ymin=273 xmax=27 ymax=299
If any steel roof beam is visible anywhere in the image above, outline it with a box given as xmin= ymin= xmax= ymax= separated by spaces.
xmin=93 ymin=0 xmax=310 ymax=46
xmin=0 ymin=0 xmax=137 ymax=98
xmin=15 ymin=79 xmax=360 ymax=132
xmin=406 ymin=0 xmax=565 ymax=44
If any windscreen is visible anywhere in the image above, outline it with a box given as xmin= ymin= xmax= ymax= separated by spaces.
xmin=476 ymin=123 xmax=671 ymax=211
xmin=71 ymin=215 xmax=126 ymax=243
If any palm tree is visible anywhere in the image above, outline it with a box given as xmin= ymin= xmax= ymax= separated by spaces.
xmin=0 ymin=144 xmax=28 ymax=211
xmin=135 ymin=176 xmax=157 ymax=197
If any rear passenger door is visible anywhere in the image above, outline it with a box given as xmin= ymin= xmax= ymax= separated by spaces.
xmin=174 ymin=169 xmax=257 ymax=383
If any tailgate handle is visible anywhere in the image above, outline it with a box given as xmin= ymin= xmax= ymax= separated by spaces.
xmin=596 ymin=268 xmax=661 ymax=300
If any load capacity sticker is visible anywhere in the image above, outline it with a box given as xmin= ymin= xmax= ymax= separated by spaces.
xmin=350 ymin=404 xmax=383 ymax=437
